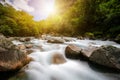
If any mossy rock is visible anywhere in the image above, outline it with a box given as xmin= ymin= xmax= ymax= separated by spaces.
xmin=0 ymin=35 xmax=31 ymax=71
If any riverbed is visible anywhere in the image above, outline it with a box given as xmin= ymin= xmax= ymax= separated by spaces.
xmin=10 ymin=37 xmax=120 ymax=80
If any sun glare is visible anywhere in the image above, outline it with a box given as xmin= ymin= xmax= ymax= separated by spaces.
xmin=43 ymin=3 xmax=56 ymax=15
xmin=45 ymin=5 xmax=54 ymax=13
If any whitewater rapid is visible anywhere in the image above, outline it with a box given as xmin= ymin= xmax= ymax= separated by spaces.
xmin=12 ymin=38 xmax=120 ymax=80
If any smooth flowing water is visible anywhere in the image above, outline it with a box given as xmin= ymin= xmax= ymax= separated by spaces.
xmin=11 ymin=38 xmax=120 ymax=80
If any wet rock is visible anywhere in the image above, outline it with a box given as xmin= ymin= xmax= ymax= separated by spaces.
xmin=17 ymin=44 xmax=26 ymax=50
xmin=77 ymin=36 xmax=84 ymax=40
xmin=41 ymin=34 xmax=47 ymax=40
xmin=65 ymin=44 xmax=82 ymax=59
xmin=25 ymin=44 xmax=33 ymax=49
xmin=0 ymin=47 xmax=6 ymax=52
xmin=26 ymin=49 xmax=34 ymax=54
xmin=52 ymin=53 xmax=66 ymax=64
xmin=19 ymin=38 xmax=25 ymax=42
xmin=47 ymin=38 xmax=65 ymax=44
xmin=0 ymin=34 xmax=5 ymax=37
xmin=19 ymin=37 xmax=31 ymax=42
xmin=81 ymin=46 xmax=98 ymax=58
xmin=8 ymin=67 xmax=28 ymax=80
xmin=89 ymin=46 xmax=120 ymax=70
xmin=25 ymin=37 xmax=31 ymax=42
xmin=0 ymin=36 xmax=31 ymax=71
xmin=7 ymin=37 xmax=15 ymax=41
xmin=65 ymin=44 xmax=120 ymax=70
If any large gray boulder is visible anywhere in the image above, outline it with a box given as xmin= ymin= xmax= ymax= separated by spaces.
xmin=65 ymin=44 xmax=120 ymax=69
xmin=65 ymin=44 xmax=98 ymax=59
xmin=89 ymin=46 xmax=120 ymax=69
xmin=0 ymin=35 xmax=31 ymax=71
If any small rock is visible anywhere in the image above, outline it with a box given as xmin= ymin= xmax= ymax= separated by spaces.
xmin=7 ymin=37 xmax=15 ymax=41
xmin=0 ymin=47 xmax=6 ymax=52
xmin=47 ymin=38 xmax=65 ymax=44
xmin=25 ymin=44 xmax=33 ymax=49
xmin=19 ymin=37 xmax=31 ymax=42
xmin=17 ymin=44 xmax=26 ymax=50
xmin=77 ymin=36 xmax=84 ymax=40
xmin=25 ymin=37 xmax=31 ymax=42
xmin=26 ymin=49 xmax=34 ymax=54
xmin=52 ymin=53 xmax=66 ymax=64
xmin=19 ymin=38 xmax=25 ymax=42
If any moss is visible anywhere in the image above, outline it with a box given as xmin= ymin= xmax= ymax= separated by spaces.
xmin=85 ymin=32 xmax=95 ymax=39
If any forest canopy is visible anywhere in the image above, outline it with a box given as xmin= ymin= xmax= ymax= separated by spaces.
xmin=0 ymin=0 xmax=120 ymax=39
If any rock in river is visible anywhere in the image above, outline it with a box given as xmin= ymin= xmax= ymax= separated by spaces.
xmin=19 ymin=37 xmax=31 ymax=42
xmin=52 ymin=53 xmax=66 ymax=64
xmin=65 ymin=44 xmax=120 ymax=70
xmin=89 ymin=46 xmax=120 ymax=70
xmin=0 ymin=35 xmax=31 ymax=71
xmin=47 ymin=38 xmax=65 ymax=44
xmin=65 ymin=44 xmax=82 ymax=59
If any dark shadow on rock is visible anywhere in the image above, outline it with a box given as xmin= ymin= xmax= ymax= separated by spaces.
xmin=79 ymin=53 xmax=89 ymax=61
xmin=88 ymin=61 xmax=120 ymax=73
xmin=66 ymin=53 xmax=89 ymax=61
xmin=0 ymin=69 xmax=19 ymax=80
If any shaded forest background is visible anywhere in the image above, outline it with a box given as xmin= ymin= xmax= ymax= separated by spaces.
xmin=0 ymin=0 xmax=120 ymax=39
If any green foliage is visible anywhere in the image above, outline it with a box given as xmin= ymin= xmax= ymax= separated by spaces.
xmin=85 ymin=32 xmax=95 ymax=39
xmin=0 ymin=3 xmax=39 ymax=36
xmin=0 ymin=25 xmax=13 ymax=35
xmin=42 ymin=0 xmax=120 ymax=38
xmin=0 ymin=0 xmax=120 ymax=38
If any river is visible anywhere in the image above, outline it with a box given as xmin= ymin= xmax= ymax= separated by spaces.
xmin=10 ymin=37 xmax=120 ymax=80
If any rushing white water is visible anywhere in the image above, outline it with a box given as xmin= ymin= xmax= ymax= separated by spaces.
xmin=12 ymin=38 xmax=120 ymax=80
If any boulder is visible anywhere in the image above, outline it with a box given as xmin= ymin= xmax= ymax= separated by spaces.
xmin=52 ymin=53 xmax=66 ymax=64
xmin=0 ymin=36 xmax=31 ymax=71
xmin=81 ymin=46 xmax=98 ymax=58
xmin=25 ymin=44 xmax=33 ymax=49
xmin=65 ymin=44 xmax=120 ymax=70
xmin=65 ymin=44 xmax=82 ymax=59
xmin=89 ymin=46 xmax=120 ymax=69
